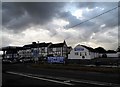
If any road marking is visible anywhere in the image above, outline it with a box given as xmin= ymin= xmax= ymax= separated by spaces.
xmin=24 ymin=73 xmax=120 ymax=87
xmin=6 ymin=71 xmax=74 ymax=86
xmin=70 ymin=79 xmax=117 ymax=86
xmin=6 ymin=71 xmax=120 ymax=87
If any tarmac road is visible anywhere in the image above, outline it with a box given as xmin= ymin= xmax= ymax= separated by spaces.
xmin=2 ymin=73 xmax=67 ymax=86
xmin=2 ymin=63 xmax=120 ymax=87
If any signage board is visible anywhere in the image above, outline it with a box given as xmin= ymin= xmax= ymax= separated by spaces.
xmin=74 ymin=48 xmax=84 ymax=51
xmin=47 ymin=57 xmax=64 ymax=63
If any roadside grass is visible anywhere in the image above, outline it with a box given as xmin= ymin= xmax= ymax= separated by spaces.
xmin=31 ymin=63 xmax=120 ymax=74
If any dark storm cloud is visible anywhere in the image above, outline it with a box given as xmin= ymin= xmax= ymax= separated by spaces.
xmin=2 ymin=2 xmax=118 ymax=33
xmin=2 ymin=2 xmax=67 ymax=33
xmin=76 ymin=2 xmax=117 ymax=9
xmin=65 ymin=2 xmax=118 ymax=29
xmin=2 ymin=2 xmax=118 ymax=50
xmin=60 ymin=11 xmax=95 ymax=29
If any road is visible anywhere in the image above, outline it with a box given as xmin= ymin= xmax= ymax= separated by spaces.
xmin=3 ymin=73 xmax=67 ymax=86
xmin=2 ymin=63 xmax=120 ymax=87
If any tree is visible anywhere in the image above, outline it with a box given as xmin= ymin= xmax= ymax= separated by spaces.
xmin=94 ymin=47 xmax=106 ymax=53
xmin=107 ymin=50 xmax=116 ymax=53
xmin=117 ymin=46 xmax=120 ymax=58
xmin=117 ymin=46 xmax=120 ymax=52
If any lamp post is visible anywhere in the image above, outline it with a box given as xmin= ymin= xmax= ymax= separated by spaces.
xmin=37 ymin=41 xmax=39 ymax=63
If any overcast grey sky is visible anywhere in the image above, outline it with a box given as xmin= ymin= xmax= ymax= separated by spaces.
xmin=1 ymin=1 xmax=119 ymax=50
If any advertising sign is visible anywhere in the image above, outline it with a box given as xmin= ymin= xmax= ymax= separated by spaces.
xmin=47 ymin=57 xmax=64 ymax=63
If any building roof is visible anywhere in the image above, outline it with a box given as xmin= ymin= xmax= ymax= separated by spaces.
xmin=1 ymin=46 xmax=23 ymax=51
xmin=49 ymin=40 xmax=67 ymax=48
xmin=81 ymin=45 xmax=95 ymax=52
xmin=49 ymin=43 xmax=65 ymax=48
xmin=23 ymin=42 xmax=52 ymax=48
xmin=67 ymin=46 xmax=72 ymax=49
xmin=38 ymin=43 xmax=52 ymax=47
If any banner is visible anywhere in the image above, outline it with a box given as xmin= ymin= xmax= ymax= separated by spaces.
xmin=74 ymin=48 xmax=84 ymax=51
xmin=47 ymin=57 xmax=64 ymax=63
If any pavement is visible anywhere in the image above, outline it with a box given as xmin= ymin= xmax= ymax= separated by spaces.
xmin=2 ymin=63 xmax=120 ymax=87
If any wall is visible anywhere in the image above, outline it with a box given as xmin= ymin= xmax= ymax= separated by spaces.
xmin=106 ymin=53 xmax=118 ymax=58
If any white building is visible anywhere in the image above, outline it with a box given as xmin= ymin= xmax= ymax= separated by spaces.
xmin=68 ymin=44 xmax=99 ymax=59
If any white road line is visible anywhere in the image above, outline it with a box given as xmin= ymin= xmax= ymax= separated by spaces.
xmin=6 ymin=71 xmax=74 ymax=86
xmin=24 ymin=73 xmax=120 ymax=87
xmin=70 ymin=78 xmax=120 ymax=87
xmin=6 ymin=71 xmax=120 ymax=87
xmin=71 ymin=79 xmax=113 ymax=86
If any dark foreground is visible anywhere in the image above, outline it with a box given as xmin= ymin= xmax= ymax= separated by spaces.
xmin=2 ymin=63 xmax=120 ymax=87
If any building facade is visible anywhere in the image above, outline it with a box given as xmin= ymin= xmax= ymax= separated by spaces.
xmin=48 ymin=41 xmax=68 ymax=58
xmin=17 ymin=41 xmax=68 ymax=63
xmin=68 ymin=44 xmax=99 ymax=59
xmin=1 ymin=46 xmax=21 ymax=59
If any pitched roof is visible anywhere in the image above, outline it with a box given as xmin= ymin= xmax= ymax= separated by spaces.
xmin=38 ymin=43 xmax=52 ymax=47
xmin=1 ymin=46 xmax=23 ymax=51
xmin=67 ymin=46 xmax=72 ymax=48
xmin=81 ymin=45 xmax=95 ymax=52
xmin=49 ymin=43 xmax=65 ymax=48
xmin=23 ymin=42 xmax=52 ymax=48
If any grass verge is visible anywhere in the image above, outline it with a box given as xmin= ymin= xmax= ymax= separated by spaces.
xmin=31 ymin=63 xmax=120 ymax=74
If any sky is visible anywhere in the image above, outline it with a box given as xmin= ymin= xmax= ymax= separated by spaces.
xmin=1 ymin=1 xmax=119 ymax=51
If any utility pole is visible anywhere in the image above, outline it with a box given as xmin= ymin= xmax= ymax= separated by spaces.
xmin=37 ymin=41 xmax=39 ymax=63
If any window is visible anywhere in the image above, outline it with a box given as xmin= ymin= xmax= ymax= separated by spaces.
xmin=57 ymin=48 xmax=61 ymax=51
xmin=75 ymin=52 xmax=78 ymax=55
xmin=41 ymin=48 xmax=45 ymax=52
xmin=80 ymin=52 xmax=81 ymax=56
xmin=85 ymin=52 xmax=87 ymax=56
xmin=89 ymin=52 xmax=90 ymax=55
